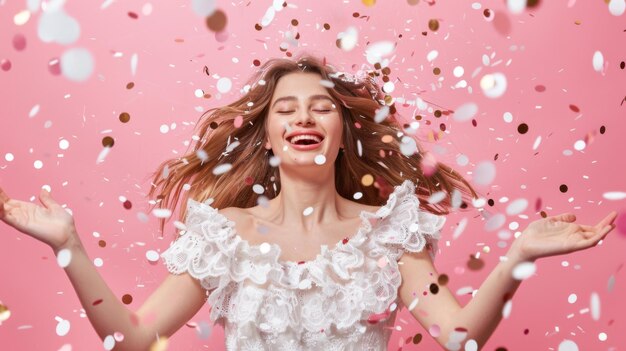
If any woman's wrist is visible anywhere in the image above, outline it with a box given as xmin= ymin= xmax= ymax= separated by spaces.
xmin=53 ymin=228 xmax=84 ymax=256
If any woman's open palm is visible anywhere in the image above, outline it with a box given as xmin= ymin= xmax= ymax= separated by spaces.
xmin=0 ymin=187 xmax=77 ymax=251
xmin=514 ymin=211 xmax=617 ymax=262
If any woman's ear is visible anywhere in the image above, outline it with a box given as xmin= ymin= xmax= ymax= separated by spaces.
xmin=265 ymin=139 xmax=271 ymax=150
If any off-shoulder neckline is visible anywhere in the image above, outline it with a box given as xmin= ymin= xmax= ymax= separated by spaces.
xmin=208 ymin=179 xmax=416 ymax=268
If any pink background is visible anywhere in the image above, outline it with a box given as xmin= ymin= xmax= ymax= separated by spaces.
xmin=1 ymin=0 xmax=625 ymax=350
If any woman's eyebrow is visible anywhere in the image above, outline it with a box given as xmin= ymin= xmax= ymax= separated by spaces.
xmin=271 ymin=94 xmax=334 ymax=109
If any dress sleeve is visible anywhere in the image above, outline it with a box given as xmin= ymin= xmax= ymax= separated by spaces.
xmin=373 ymin=182 xmax=447 ymax=261
xmin=160 ymin=198 xmax=236 ymax=293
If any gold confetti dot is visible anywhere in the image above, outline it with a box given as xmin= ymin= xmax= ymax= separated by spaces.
xmin=362 ymin=0 xmax=376 ymax=6
xmin=412 ymin=332 xmax=423 ymax=344
xmin=407 ymin=0 xmax=420 ymax=5
xmin=98 ymin=240 xmax=107 ymax=247
xmin=381 ymin=135 xmax=394 ymax=143
xmin=291 ymin=19 xmax=298 ymax=26
xmin=126 ymin=82 xmax=134 ymax=89
xmin=206 ymin=9 xmax=227 ymax=32
xmin=361 ymin=174 xmax=374 ymax=186
xmin=150 ymin=336 xmax=169 ymax=351
xmin=119 ymin=112 xmax=130 ymax=123
xmin=102 ymin=136 xmax=115 ymax=148
xmin=323 ymin=23 xmax=330 ymax=30
xmin=122 ymin=294 xmax=133 ymax=304
xmin=438 ymin=274 xmax=449 ymax=286
xmin=433 ymin=67 xmax=441 ymax=75
xmin=428 ymin=19 xmax=439 ymax=31
xmin=0 ymin=303 xmax=11 ymax=322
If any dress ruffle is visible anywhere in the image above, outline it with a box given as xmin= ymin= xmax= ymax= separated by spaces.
xmin=160 ymin=179 xmax=446 ymax=334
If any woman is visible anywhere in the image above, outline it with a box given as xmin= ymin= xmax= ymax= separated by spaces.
xmin=0 ymin=55 xmax=617 ymax=350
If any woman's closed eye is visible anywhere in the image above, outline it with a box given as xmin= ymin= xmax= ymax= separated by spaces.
xmin=277 ymin=109 xmax=332 ymax=114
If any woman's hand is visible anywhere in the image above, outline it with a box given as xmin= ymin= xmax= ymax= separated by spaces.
xmin=0 ymin=186 xmax=80 ymax=253
xmin=511 ymin=211 xmax=617 ymax=262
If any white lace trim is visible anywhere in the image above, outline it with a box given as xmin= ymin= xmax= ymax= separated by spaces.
xmin=160 ymin=179 xmax=446 ymax=334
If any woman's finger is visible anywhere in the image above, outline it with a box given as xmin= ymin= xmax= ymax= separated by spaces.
xmin=38 ymin=188 xmax=58 ymax=210
xmin=550 ymin=213 xmax=577 ymax=223
xmin=0 ymin=187 xmax=10 ymax=203
xmin=594 ymin=211 xmax=618 ymax=231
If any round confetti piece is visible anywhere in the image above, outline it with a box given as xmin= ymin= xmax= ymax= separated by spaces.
xmin=259 ymin=242 xmax=271 ymax=254
xmin=59 ymin=139 xmax=70 ymax=150
xmin=146 ymin=250 xmax=159 ymax=262
xmin=122 ymin=294 xmax=133 ymax=305
xmin=60 ymin=48 xmax=94 ymax=82
xmin=608 ymin=0 xmax=625 ymax=16
xmin=0 ymin=303 xmax=11 ymax=322
xmin=453 ymin=102 xmax=478 ymax=122
xmin=152 ymin=208 xmax=172 ymax=218
xmin=217 ymin=77 xmax=232 ymax=93
xmin=34 ymin=160 xmax=43 ymax=169
xmin=465 ymin=339 xmax=478 ymax=351
xmin=502 ymin=300 xmax=513 ymax=318
xmin=598 ymin=332 xmax=607 ymax=341
xmin=103 ymin=335 xmax=115 ymax=350
xmin=114 ymin=332 xmax=125 ymax=342
xmin=558 ymin=339 xmax=579 ymax=351
xmin=361 ymin=174 xmax=374 ymax=186
xmin=94 ymin=258 xmax=104 ymax=267
xmin=480 ymin=72 xmax=507 ymax=98
xmin=472 ymin=161 xmax=496 ymax=186
xmin=192 ymin=0 xmax=217 ymax=16
xmin=362 ymin=0 xmax=376 ymax=6
xmin=428 ymin=19 xmax=439 ymax=31
xmin=119 ymin=112 xmax=130 ymax=123
xmin=428 ymin=324 xmax=440 ymax=337
xmin=233 ymin=115 xmax=243 ymax=128
xmin=568 ymin=293 xmax=577 ymax=304
xmin=592 ymin=51 xmax=604 ymax=72
xmin=212 ymin=163 xmax=232 ymax=175
xmin=512 ymin=261 xmax=536 ymax=280
xmin=0 ymin=59 xmax=11 ymax=71
xmin=57 ymin=249 xmax=72 ymax=268
xmin=55 ymin=318 xmax=70 ymax=336
xmin=5 ymin=153 xmax=14 ymax=162
xmin=101 ymin=137 xmax=114 ymax=148
xmin=12 ymin=33 xmax=27 ymax=51
xmin=314 ymin=154 xmax=326 ymax=165
xmin=206 ymin=9 xmax=227 ymax=32
xmin=303 ymin=207 xmax=314 ymax=216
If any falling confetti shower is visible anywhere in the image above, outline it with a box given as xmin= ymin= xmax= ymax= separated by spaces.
xmin=1 ymin=0 xmax=625 ymax=350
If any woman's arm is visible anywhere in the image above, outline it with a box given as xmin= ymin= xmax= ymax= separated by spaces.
xmin=57 ymin=235 xmax=207 ymax=350
xmin=397 ymin=211 xmax=616 ymax=350
xmin=1 ymin=187 xmax=208 ymax=350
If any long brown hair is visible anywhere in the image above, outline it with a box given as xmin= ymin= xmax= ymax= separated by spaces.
xmin=147 ymin=53 xmax=482 ymax=235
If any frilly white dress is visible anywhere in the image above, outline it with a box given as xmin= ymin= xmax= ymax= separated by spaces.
xmin=161 ymin=179 xmax=446 ymax=351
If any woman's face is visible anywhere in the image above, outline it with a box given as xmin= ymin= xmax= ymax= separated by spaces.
xmin=265 ymin=72 xmax=344 ymax=167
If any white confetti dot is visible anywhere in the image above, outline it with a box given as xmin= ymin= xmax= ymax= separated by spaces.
xmin=252 ymin=184 xmax=265 ymax=194
xmin=57 ymin=249 xmax=72 ymax=268
xmin=505 ymin=198 xmax=528 ymax=216
xmin=314 ymin=154 xmax=326 ymax=165
xmin=602 ymin=191 xmax=626 ymax=200
xmin=5 ymin=153 xmax=14 ymax=161
xmin=353 ymin=192 xmax=363 ymax=200
xmin=55 ymin=317 xmax=70 ymax=336
xmin=152 ymin=208 xmax=172 ymax=218
xmin=365 ymin=41 xmax=395 ymax=64
xmin=562 ymin=260 xmax=569 ymax=267
xmin=512 ymin=261 xmax=536 ymax=280
xmin=93 ymin=258 xmax=103 ymax=267
xmin=103 ymin=335 xmax=116 ymax=350
xmin=319 ymin=79 xmax=335 ymax=88
xmin=399 ymin=136 xmax=417 ymax=156
xmin=303 ymin=207 xmax=314 ymax=216
xmin=160 ymin=124 xmax=169 ymax=133
xmin=453 ymin=102 xmax=478 ymax=122
xmin=217 ymin=77 xmax=232 ymax=93
xmin=59 ymin=139 xmax=70 ymax=150
xmin=507 ymin=0 xmax=526 ymax=14
xmin=609 ymin=0 xmax=625 ymax=16
xmin=568 ymin=293 xmax=577 ymax=304
xmin=453 ymin=66 xmax=464 ymax=77
xmin=592 ymin=51 xmax=604 ymax=73
xmin=503 ymin=299 xmax=514 ymax=319
xmin=60 ymin=48 xmax=94 ymax=82
xmin=503 ymin=112 xmax=513 ymax=123
xmin=480 ymin=72 xmax=507 ymax=98
xmin=598 ymin=332 xmax=607 ymax=341
xmin=484 ymin=213 xmax=506 ymax=231
xmin=573 ymin=140 xmax=586 ymax=151
xmin=34 ymin=160 xmax=43 ymax=169
xmin=590 ymin=292 xmax=600 ymax=320
xmin=192 ymin=0 xmax=217 ymax=16
xmin=456 ymin=154 xmax=469 ymax=166
xmin=558 ymin=339 xmax=579 ymax=351
xmin=29 ymin=104 xmax=40 ymax=118
xmin=259 ymin=242 xmax=271 ymax=254
xmin=426 ymin=50 xmax=439 ymax=62
xmin=269 ymin=155 xmax=281 ymax=167
xmin=114 ymin=332 xmax=125 ymax=342
xmin=338 ymin=26 xmax=358 ymax=51
xmin=472 ymin=161 xmax=496 ymax=186
xmin=194 ymin=88 xmax=204 ymax=98
xmin=408 ymin=297 xmax=419 ymax=311
xmin=212 ymin=163 xmax=232 ymax=175
xmin=146 ymin=250 xmax=159 ymax=262
xmin=382 ymin=81 xmax=395 ymax=93
xmin=465 ymin=339 xmax=478 ymax=351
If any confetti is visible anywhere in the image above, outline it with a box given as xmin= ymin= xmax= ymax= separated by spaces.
xmin=512 ymin=262 xmax=536 ymax=280
xmin=103 ymin=335 xmax=115 ymax=350
xmin=60 ymin=48 xmax=94 ymax=82
xmin=55 ymin=316 xmax=70 ymax=336
xmin=558 ymin=339 xmax=579 ymax=351
xmin=590 ymin=292 xmax=600 ymax=320
xmin=472 ymin=161 xmax=496 ymax=186
xmin=592 ymin=51 xmax=604 ymax=73
xmin=57 ymin=249 xmax=72 ymax=268
xmin=303 ymin=207 xmax=314 ymax=216
xmin=608 ymin=0 xmax=625 ymax=16
xmin=453 ymin=102 xmax=478 ymax=122
xmin=192 ymin=0 xmax=217 ymax=17
xmin=314 ymin=154 xmax=326 ymax=164
xmin=602 ymin=191 xmax=626 ymax=201
xmin=146 ymin=250 xmax=159 ymax=262
xmin=480 ymin=73 xmax=507 ymax=98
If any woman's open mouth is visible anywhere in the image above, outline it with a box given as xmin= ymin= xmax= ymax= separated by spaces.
xmin=286 ymin=134 xmax=324 ymax=151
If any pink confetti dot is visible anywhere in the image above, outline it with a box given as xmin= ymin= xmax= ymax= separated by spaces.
xmin=215 ymin=30 xmax=229 ymax=42
xmin=233 ymin=115 xmax=243 ymax=128
xmin=429 ymin=324 xmax=441 ymax=337
xmin=12 ymin=34 xmax=27 ymax=51
xmin=48 ymin=57 xmax=61 ymax=76
xmin=0 ymin=59 xmax=11 ymax=71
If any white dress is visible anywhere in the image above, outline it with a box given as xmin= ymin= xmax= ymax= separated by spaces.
xmin=161 ymin=179 xmax=446 ymax=351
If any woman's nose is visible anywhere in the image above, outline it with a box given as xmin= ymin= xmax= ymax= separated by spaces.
xmin=294 ymin=110 xmax=315 ymax=126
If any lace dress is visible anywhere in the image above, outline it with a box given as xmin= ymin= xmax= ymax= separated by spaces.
xmin=161 ymin=179 xmax=446 ymax=351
